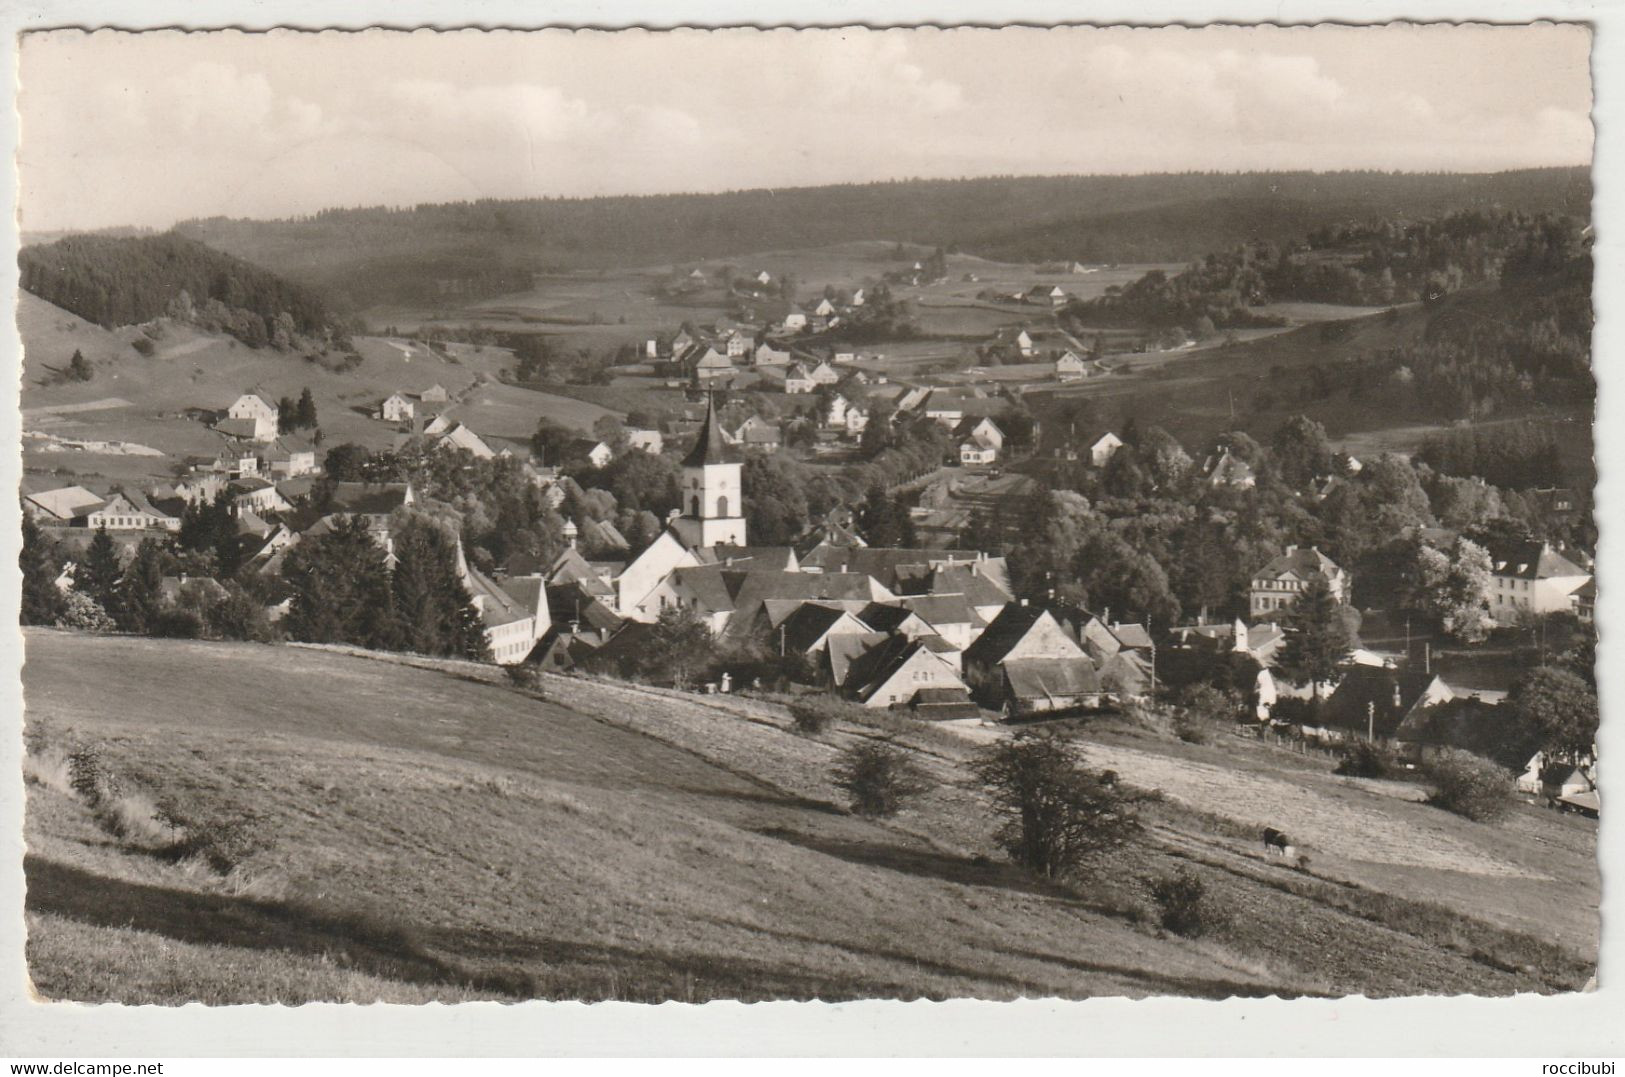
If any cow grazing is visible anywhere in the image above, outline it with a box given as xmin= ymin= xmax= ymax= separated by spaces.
xmin=1261 ymin=827 xmax=1293 ymax=857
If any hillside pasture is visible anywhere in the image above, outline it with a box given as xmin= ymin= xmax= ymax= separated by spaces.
xmin=18 ymin=294 xmax=617 ymax=490
xmin=23 ymin=631 xmax=1596 ymax=1003
xmin=25 ymin=631 xmax=1307 ymax=1004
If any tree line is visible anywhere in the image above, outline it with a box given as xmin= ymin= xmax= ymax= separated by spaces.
xmin=19 ymin=231 xmax=342 ymax=346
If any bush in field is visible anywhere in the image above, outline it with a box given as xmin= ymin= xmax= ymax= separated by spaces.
xmin=831 ymin=740 xmax=931 ymax=818
xmin=1425 ymin=749 xmax=1514 ymax=822
xmin=67 ymin=744 xmax=116 ymax=806
xmin=1335 ymin=740 xmax=1400 ymax=779
xmin=56 ymin=589 xmax=116 ymax=632
xmin=505 ymin=663 xmax=546 ymax=695
xmin=152 ymin=607 xmax=205 ymax=639
xmin=789 ymin=696 xmax=847 ymax=736
xmin=1148 ymin=869 xmax=1219 ymax=938
xmin=156 ymin=802 xmax=269 ymax=874
xmin=972 ymin=729 xmax=1144 ymax=881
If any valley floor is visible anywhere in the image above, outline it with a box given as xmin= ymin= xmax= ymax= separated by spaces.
xmin=21 ymin=630 xmax=1597 ymax=1004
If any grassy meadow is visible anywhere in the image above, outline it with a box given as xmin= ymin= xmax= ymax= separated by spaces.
xmin=22 ymin=630 xmax=1595 ymax=1004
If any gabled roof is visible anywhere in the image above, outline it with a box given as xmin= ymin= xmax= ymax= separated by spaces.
xmin=900 ymin=592 xmax=979 ymax=627
xmin=857 ymin=602 xmax=925 ymax=634
xmin=826 ymin=631 xmax=889 ymax=687
xmin=1003 ymin=657 xmax=1101 ymax=700
xmin=466 ymin=564 xmax=532 ymax=629
xmin=546 ymin=582 xmax=622 ymax=633
xmin=24 ymin=485 xmax=105 ymax=520
xmin=1322 ymin=667 xmax=1451 ymax=738
xmin=1108 ymin=622 xmax=1154 ymax=650
xmin=777 ymin=603 xmax=857 ymax=653
xmin=843 ymin=634 xmax=940 ymax=700
xmin=1254 ymin=545 xmax=1344 ymax=584
xmin=963 ymin=603 xmax=1058 ymax=667
xmin=797 ymin=545 xmax=984 ymax=585
xmin=1483 ymin=539 xmax=1588 ymax=581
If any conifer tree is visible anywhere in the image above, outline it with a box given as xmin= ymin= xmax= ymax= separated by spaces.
xmin=20 ymin=514 xmax=66 ymax=625
xmin=79 ymin=526 xmax=123 ymax=617
xmin=281 ymin=516 xmax=395 ymax=647
xmin=1276 ymin=575 xmax=1354 ymax=693
xmin=115 ymin=540 xmax=167 ymax=634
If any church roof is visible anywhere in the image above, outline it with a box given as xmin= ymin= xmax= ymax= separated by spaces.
xmin=682 ymin=392 xmax=735 ymax=468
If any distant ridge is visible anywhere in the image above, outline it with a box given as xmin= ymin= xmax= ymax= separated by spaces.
xmin=171 ymin=168 xmax=1591 ymax=309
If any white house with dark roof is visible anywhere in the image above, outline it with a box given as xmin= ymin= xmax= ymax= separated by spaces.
xmin=82 ymin=489 xmax=179 ymax=532
xmin=1082 ymin=432 xmax=1122 ymax=467
xmin=1249 ymin=545 xmax=1351 ymax=617
xmin=1484 ymin=539 xmax=1592 ymax=624
xmin=223 ymin=394 xmax=279 ymax=442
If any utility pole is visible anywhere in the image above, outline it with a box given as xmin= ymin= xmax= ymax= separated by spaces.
xmin=1367 ymin=700 xmax=1375 ymax=743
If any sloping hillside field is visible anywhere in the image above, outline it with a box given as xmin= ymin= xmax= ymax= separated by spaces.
xmin=21 ymin=631 xmax=1595 ymax=1003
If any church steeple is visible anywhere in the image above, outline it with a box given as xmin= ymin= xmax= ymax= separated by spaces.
xmin=682 ymin=389 xmax=732 ymax=467
xmin=671 ymin=389 xmax=747 ymax=549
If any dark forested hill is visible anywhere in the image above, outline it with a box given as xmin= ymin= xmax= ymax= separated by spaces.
xmin=172 ymin=169 xmax=1591 ymax=309
xmin=19 ymin=231 xmax=342 ymax=346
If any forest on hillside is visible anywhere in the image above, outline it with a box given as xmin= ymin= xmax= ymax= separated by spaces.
xmin=1065 ymin=209 xmax=1590 ymax=329
xmin=18 ymin=232 xmax=343 ymax=346
xmin=173 ymin=169 xmax=1591 ymax=308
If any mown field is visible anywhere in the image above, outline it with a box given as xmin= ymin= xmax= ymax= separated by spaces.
xmin=18 ymin=293 xmax=617 ymax=491
xmin=22 ymin=630 xmax=1595 ymax=1004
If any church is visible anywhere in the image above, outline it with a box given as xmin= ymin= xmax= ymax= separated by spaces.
xmin=668 ymin=392 xmax=748 ymax=548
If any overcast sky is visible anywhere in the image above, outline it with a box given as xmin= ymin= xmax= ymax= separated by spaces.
xmin=18 ymin=24 xmax=1593 ymax=233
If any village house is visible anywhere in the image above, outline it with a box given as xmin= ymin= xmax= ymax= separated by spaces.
xmin=261 ymin=437 xmax=319 ymax=480
xmin=1200 ymin=449 xmax=1257 ymax=488
xmin=1054 ymin=351 xmax=1089 ymax=381
xmin=228 ymin=476 xmax=292 ymax=517
xmin=721 ymin=330 xmax=753 ymax=358
xmin=782 ymin=310 xmax=808 ymax=332
xmin=783 ymin=362 xmax=816 ymax=394
xmin=960 ymin=434 xmax=998 ymax=466
xmin=840 ymin=632 xmax=976 ymax=714
xmin=763 ymin=602 xmax=873 ymax=658
xmin=1249 ymin=545 xmax=1351 ymax=617
xmin=844 ymin=404 xmax=870 ymax=437
xmin=1025 ymin=285 xmax=1068 ymax=307
xmin=22 ymin=485 xmax=105 ymax=523
xmin=625 ymin=428 xmax=664 ymax=455
xmin=377 ymin=393 xmax=415 ymax=423
xmin=217 ymin=393 xmax=279 ymax=442
xmin=954 ymin=416 xmax=1005 ymax=453
xmin=752 ymin=342 xmax=792 ymax=368
xmin=462 ymin=560 xmax=550 ymax=666
xmin=1089 ymin=432 xmax=1124 ymax=467
xmin=808 ymin=360 xmax=841 ymax=386
xmin=1483 ymin=538 xmax=1592 ymax=624
xmin=922 ymin=391 xmax=966 ymax=427
xmin=431 ymin=422 xmax=497 ymax=461
xmin=420 ymin=384 xmax=450 ymax=404
xmin=81 ymin=489 xmax=179 ymax=532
